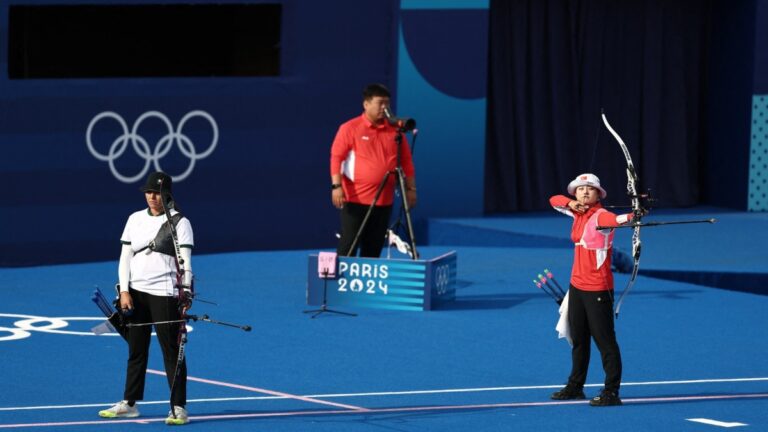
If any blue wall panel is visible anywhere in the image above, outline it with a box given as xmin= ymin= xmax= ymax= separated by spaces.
xmin=0 ymin=0 xmax=403 ymax=265
xmin=396 ymin=0 xmax=488 ymax=218
xmin=749 ymin=0 xmax=768 ymax=210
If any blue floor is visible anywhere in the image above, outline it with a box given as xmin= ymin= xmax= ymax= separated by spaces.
xmin=0 ymin=208 xmax=766 ymax=431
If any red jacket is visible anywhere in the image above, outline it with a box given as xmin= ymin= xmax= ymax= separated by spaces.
xmin=330 ymin=114 xmax=415 ymax=206
xmin=550 ymin=195 xmax=633 ymax=291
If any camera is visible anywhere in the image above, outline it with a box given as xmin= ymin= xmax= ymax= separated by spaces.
xmin=383 ymin=107 xmax=416 ymax=132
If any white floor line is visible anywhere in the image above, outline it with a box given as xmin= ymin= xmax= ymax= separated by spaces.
xmin=147 ymin=369 xmax=368 ymax=412
xmin=1 ymin=376 xmax=766 ymax=412
xmin=686 ymin=418 xmax=748 ymax=428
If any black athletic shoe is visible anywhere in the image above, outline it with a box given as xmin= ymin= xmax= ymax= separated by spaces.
xmin=589 ymin=390 xmax=622 ymax=406
xmin=550 ymin=385 xmax=586 ymax=400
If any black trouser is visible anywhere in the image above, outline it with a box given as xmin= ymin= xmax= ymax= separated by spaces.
xmin=566 ymin=285 xmax=622 ymax=394
xmin=337 ymin=202 xmax=393 ymax=257
xmin=124 ymin=288 xmax=186 ymax=406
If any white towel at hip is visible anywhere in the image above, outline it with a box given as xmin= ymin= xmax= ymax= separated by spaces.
xmin=556 ymin=290 xmax=572 ymax=346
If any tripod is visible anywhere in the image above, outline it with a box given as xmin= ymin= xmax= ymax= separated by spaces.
xmin=303 ymin=269 xmax=356 ymax=318
xmin=345 ymin=129 xmax=418 ymax=260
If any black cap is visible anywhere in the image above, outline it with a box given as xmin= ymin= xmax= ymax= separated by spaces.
xmin=140 ymin=171 xmax=172 ymax=194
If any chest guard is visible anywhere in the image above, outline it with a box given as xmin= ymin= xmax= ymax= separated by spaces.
xmin=576 ymin=209 xmax=614 ymax=251
xmin=147 ymin=212 xmax=184 ymax=257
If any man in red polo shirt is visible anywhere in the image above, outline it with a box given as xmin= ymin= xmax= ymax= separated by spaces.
xmin=330 ymin=83 xmax=417 ymax=257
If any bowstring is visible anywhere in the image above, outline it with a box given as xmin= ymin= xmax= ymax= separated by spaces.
xmin=588 ymin=111 xmax=602 ymax=173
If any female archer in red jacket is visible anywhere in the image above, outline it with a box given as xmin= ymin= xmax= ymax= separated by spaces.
xmin=549 ymin=173 xmax=637 ymax=407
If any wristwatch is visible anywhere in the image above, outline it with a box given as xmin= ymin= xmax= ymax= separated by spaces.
xmin=331 ymin=184 xmax=342 ymax=190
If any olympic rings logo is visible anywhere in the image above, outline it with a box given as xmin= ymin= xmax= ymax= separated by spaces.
xmin=434 ymin=264 xmax=451 ymax=296
xmin=0 ymin=313 xmax=193 ymax=342
xmin=86 ymin=110 xmax=218 ymax=183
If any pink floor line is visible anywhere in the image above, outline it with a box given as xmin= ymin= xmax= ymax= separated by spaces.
xmin=1 ymin=393 xmax=766 ymax=429
xmin=146 ymin=369 xmax=367 ymax=412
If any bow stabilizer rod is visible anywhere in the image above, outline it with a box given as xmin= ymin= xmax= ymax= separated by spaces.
xmin=125 ymin=314 xmax=252 ymax=332
xmin=194 ymin=314 xmax=252 ymax=332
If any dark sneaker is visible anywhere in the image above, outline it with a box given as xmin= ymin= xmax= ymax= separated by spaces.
xmin=551 ymin=385 xmax=586 ymax=400
xmin=589 ymin=390 xmax=622 ymax=406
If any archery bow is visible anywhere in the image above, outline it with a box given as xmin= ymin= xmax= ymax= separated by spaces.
xmin=600 ymin=112 xmax=643 ymax=317
xmin=599 ymin=111 xmax=716 ymax=317
xmin=155 ymin=178 xmax=254 ymax=418
xmin=158 ymin=178 xmax=191 ymax=421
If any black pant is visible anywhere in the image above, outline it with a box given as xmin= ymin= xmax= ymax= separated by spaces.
xmin=124 ymin=288 xmax=187 ymax=406
xmin=337 ymin=202 xmax=393 ymax=257
xmin=566 ymin=285 xmax=622 ymax=394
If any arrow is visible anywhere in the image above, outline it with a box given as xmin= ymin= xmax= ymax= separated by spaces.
xmin=597 ymin=218 xmax=716 ymax=230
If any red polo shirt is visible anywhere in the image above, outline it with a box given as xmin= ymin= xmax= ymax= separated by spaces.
xmin=330 ymin=113 xmax=416 ymax=206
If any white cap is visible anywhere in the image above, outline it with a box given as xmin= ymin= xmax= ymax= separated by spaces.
xmin=567 ymin=173 xmax=607 ymax=199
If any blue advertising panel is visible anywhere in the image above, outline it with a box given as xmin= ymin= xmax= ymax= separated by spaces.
xmin=306 ymin=251 xmax=457 ymax=311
